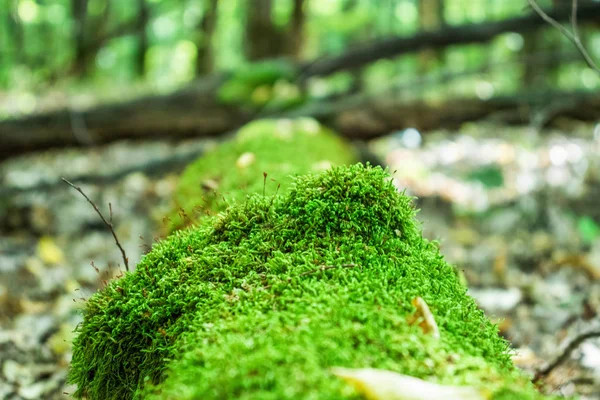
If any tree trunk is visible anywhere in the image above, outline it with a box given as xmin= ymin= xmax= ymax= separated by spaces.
xmin=195 ymin=0 xmax=219 ymax=76
xmin=71 ymin=0 xmax=90 ymax=77
xmin=521 ymin=30 xmax=546 ymax=88
xmin=285 ymin=0 xmax=306 ymax=60
xmin=6 ymin=0 xmax=25 ymax=65
xmin=135 ymin=0 xmax=150 ymax=77
xmin=245 ymin=0 xmax=284 ymax=61
xmin=418 ymin=0 xmax=445 ymax=72
xmin=1 ymin=86 xmax=599 ymax=160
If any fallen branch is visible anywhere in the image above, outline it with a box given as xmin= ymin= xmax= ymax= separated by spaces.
xmin=527 ymin=0 xmax=600 ymax=76
xmin=534 ymin=327 xmax=600 ymax=382
xmin=61 ymin=178 xmax=130 ymax=272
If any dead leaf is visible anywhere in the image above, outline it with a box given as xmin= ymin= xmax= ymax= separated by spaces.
xmin=407 ymin=297 xmax=440 ymax=339
xmin=331 ymin=367 xmax=487 ymax=400
xmin=37 ymin=236 xmax=65 ymax=265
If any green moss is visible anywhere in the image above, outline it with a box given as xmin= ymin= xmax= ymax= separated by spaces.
xmin=168 ymin=118 xmax=358 ymax=232
xmin=69 ymin=164 xmax=554 ymax=400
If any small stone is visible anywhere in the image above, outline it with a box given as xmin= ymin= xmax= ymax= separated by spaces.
xmin=0 ymin=381 xmax=14 ymax=399
xmin=3 ymin=360 xmax=30 ymax=384
xmin=18 ymin=378 xmax=60 ymax=400
xmin=580 ymin=342 xmax=600 ymax=376
xmin=468 ymin=287 xmax=522 ymax=314
xmin=511 ymin=347 xmax=539 ymax=370
xmin=14 ymin=314 xmax=56 ymax=344
xmin=484 ymin=208 xmax=523 ymax=235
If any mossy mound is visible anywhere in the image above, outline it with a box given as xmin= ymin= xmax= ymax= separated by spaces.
xmin=69 ymin=164 xmax=551 ymax=399
xmin=168 ymin=118 xmax=358 ymax=232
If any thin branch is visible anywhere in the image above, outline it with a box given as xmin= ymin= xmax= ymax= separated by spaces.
xmin=62 ymin=178 xmax=130 ymax=272
xmin=534 ymin=327 xmax=600 ymax=382
xmin=527 ymin=0 xmax=600 ymax=76
xmin=570 ymin=0 xmax=580 ymax=39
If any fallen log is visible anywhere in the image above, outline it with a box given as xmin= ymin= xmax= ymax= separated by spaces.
xmin=1 ymin=87 xmax=599 ymax=159
xmin=297 ymin=2 xmax=600 ymax=79
xmin=0 ymin=76 xmax=250 ymax=159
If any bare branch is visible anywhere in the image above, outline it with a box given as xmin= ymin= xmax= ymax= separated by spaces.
xmin=62 ymin=178 xmax=130 ymax=272
xmin=571 ymin=0 xmax=580 ymax=39
xmin=527 ymin=0 xmax=600 ymax=76
xmin=534 ymin=327 xmax=600 ymax=382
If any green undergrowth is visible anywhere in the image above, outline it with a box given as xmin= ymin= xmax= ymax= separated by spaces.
xmin=168 ymin=117 xmax=358 ymax=232
xmin=69 ymin=164 xmax=554 ymax=400
xmin=217 ymin=60 xmax=302 ymax=110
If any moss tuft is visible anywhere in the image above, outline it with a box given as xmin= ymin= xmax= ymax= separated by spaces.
xmin=168 ymin=118 xmax=358 ymax=232
xmin=69 ymin=164 xmax=555 ymax=399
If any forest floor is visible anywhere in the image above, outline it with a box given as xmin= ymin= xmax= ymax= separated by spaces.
xmin=0 ymin=121 xmax=599 ymax=399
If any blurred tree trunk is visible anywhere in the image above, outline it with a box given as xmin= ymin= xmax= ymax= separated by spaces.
xmin=7 ymin=0 xmax=24 ymax=65
xmin=519 ymin=0 xmax=592 ymax=88
xmin=418 ymin=0 xmax=445 ymax=72
xmin=135 ymin=0 xmax=150 ymax=77
xmin=2 ymin=86 xmax=599 ymax=160
xmin=71 ymin=0 xmax=90 ymax=77
xmin=342 ymin=0 xmax=364 ymax=94
xmin=195 ymin=0 xmax=219 ymax=76
xmin=285 ymin=0 xmax=306 ymax=60
xmin=547 ymin=0 xmax=571 ymax=84
xmin=37 ymin=0 xmax=55 ymax=80
xmin=245 ymin=0 xmax=284 ymax=61
xmin=521 ymin=30 xmax=546 ymax=88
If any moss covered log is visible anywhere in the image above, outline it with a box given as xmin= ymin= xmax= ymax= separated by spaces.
xmin=168 ymin=118 xmax=358 ymax=232
xmin=68 ymin=163 xmax=555 ymax=399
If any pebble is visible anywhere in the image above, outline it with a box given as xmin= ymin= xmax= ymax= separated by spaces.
xmin=14 ymin=314 xmax=56 ymax=345
xmin=468 ymin=287 xmax=523 ymax=314
xmin=581 ymin=341 xmax=600 ymax=376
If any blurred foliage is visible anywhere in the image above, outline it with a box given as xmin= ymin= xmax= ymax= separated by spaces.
xmin=0 ymin=0 xmax=599 ymax=116
xmin=466 ymin=165 xmax=505 ymax=189
xmin=577 ymin=215 xmax=600 ymax=245
xmin=217 ymin=60 xmax=302 ymax=109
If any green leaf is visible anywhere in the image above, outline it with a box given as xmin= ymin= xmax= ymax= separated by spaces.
xmin=577 ymin=216 xmax=600 ymax=244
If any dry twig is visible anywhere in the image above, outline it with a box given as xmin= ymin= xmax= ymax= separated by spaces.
xmin=534 ymin=327 xmax=600 ymax=382
xmin=527 ymin=0 xmax=600 ymax=76
xmin=62 ymin=178 xmax=130 ymax=272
